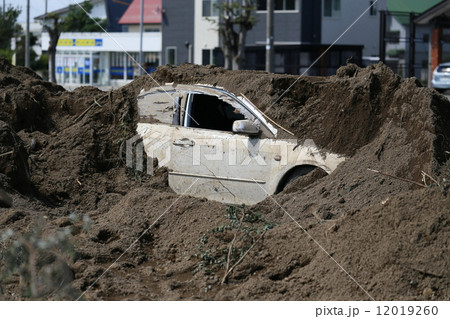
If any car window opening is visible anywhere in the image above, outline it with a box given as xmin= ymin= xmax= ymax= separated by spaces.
xmin=188 ymin=93 xmax=245 ymax=131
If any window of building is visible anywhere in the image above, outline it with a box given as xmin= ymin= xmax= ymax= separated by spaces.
xmin=212 ymin=48 xmax=224 ymax=67
xmin=202 ymin=49 xmax=211 ymax=65
xmin=144 ymin=52 xmax=160 ymax=67
xmin=166 ymin=47 xmax=177 ymax=65
xmin=202 ymin=0 xmax=219 ymax=17
xmin=127 ymin=52 xmax=139 ymax=79
xmin=203 ymin=48 xmax=224 ymax=66
xmin=386 ymin=30 xmax=400 ymax=44
xmin=110 ymin=52 xmax=125 ymax=80
xmin=324 ymin=0 xmax=341 ymax=17
xmin=276 ymin=0 xmax=296 ymax=10
xmin=370 ymin=1 xmax=377 ymax=16
xmin=145 ymin=28 xmax=160 ymax=32
xmin=257 ymin=0 xmax=266 ymax=10
xmin=257 ymin=0 xmax=298 ymax=11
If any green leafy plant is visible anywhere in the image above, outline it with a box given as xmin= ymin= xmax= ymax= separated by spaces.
xmin=60 ymin=1 xmax=107 ymax=33
xmin=0 ymin=5 xmax=22 ymax=51
xmin=194 ymin=205 xmax=277 ymax=284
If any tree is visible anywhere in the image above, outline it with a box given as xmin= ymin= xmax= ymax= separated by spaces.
xmin=43 ymin=1 xmax=107 ymax=82
xmin=43 ymin=13 xmax=61 ymax=83
xmin=15 ymin=33 xmax=38 ymax=67
xmin=0 ymin=5 xmax=22 ymax=61
xmin=215 ymin=0 xmax=257 ymax=70
xmin=61 ymin=1 xmax=107 ymax=32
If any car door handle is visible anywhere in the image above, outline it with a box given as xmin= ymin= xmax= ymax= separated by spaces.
xmin=173 ymin=138 xmax=195 ymax=147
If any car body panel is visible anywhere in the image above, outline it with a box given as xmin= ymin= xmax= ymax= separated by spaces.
xmin=432 ymin=62 xmax=450 ymax=90
xmin=135 ymin=84 xmax=345 ymax=205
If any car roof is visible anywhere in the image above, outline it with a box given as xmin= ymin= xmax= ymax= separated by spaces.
xmin=438 ymin=62 xmax=450 ymax=66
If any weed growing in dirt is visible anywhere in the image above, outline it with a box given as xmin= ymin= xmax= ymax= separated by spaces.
xmin=125 ymin=166 xmax=148 ymax=182
xmin=439 ymin=154 xmax=450 ymax=195
xmin=193 ymin=205 xmax=277 ymax=284
xmin=421 ymin=167 xmax=450 ymax=195
xmin=0 ymin=214 xmax=91 ymax=300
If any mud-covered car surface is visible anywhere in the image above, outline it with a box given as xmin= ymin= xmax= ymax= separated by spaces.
xmin=135 ymin=84 xmax=344 ymax=204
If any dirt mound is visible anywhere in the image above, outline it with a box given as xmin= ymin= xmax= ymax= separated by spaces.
xmin=0 ymin=121 xmax=30 ymax=193
xmin=0 ymin=58 xmax=65 ymax=133
xmin=0 ymin=59 xmax=449 ymax=300
xmin=213 ymin=187 xmax=450 ymax=300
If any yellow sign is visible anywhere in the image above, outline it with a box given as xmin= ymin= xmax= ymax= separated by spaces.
xmin=57 ymin=38 xmax=103 ymax=47
xmin=58 ymin=39 xmax=75 ymax=46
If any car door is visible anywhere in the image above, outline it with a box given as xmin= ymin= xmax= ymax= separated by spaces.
xmin=135 ymin=87 xmax=186 ymax=175
xmin=168 ymin=90 xmax=276 ymax=205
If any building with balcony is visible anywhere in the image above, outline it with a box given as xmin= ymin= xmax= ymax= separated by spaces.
xmin=161 ymin=0 xmax=388 ymax=75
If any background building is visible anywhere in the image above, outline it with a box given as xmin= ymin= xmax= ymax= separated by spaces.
xmin=381 ymin=0 xmax=450 ymax=85
xmin=31 ymin=0 xmax=450 ymax=88
xmin=244 ymin=0 xmax=386 ymax=74
xmin=415 ymin=0 xmax=450 ymax=84
xmin=41 ymin=31 xmax=161 ymax=87
xmin=119 ymin=0 xmax=162 ymax=32
xmin=161 ymin=0 xmax=195 ymax=65
xmin=161 ymin=0 xmax=388 ymax=75
xmin=35 ymin=0 xmax=132 ymax=32
xmin=38 ymin=0 xmax=161 ymax=88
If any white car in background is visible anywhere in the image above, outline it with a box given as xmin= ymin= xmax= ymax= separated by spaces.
xmin=432 ymin=62 xmax=450 ymax=93
xmin=134 ymin=84 xmax=345 ymax=205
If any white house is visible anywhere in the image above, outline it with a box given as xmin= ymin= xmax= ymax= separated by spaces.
xmin=36 ymin=0 xmax=162 ymax=88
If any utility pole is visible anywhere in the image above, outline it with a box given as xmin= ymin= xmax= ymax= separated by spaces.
xmin=3 ymin=0 xmax=5 ymax=14
xmin=139 ymin=0 xmax=144 ymax=76
xmin=409 ymin=12 xmax=416 ymax=78
xmin=265 ymin=0 xmax=274 ymax=73
xmin=25 ymin=0 xmax=30 ymax=67
xmin=379 ymin=10 xmax=386 ymax=63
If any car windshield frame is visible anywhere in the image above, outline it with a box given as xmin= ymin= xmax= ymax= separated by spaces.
xmin=436 ymin=65 xmax=450 ymax=73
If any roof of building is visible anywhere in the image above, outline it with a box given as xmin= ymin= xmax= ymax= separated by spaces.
xmin=387 ymin=0 xmax=443 ymax=24
xmin=415 ymin=0 xmax=450 ymax=24
xmin=118 ymin=0 xmax=162 ymax=24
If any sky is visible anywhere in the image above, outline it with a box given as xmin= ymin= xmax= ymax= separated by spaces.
xmin=3 ymin=0 xmax=77 ymax=23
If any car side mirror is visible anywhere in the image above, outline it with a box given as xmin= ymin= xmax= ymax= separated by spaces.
xmin=232 ymin=120 xmax=260 ymax=136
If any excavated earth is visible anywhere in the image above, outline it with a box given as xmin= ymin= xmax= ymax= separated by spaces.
xmin=0 ymin=58 xmax=449 ymax=300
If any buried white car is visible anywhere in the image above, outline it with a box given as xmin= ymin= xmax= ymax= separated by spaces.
xmin=133 ymin=84 xmax=344 ymax=205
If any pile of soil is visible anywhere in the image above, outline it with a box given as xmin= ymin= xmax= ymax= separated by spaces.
xmin=0 ymin=57 xmax=449 ymax=300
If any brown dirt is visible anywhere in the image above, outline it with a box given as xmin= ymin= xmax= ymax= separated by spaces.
xmin=0 ymin=57 xmax=449 ymax=300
